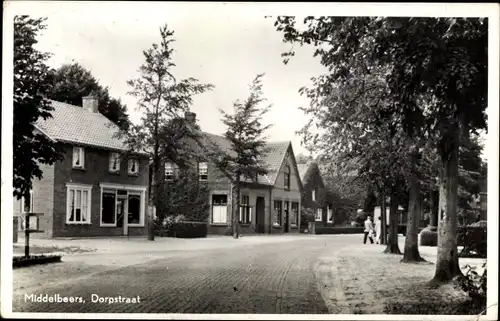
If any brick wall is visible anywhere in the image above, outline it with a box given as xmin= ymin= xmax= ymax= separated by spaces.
xmin=52 ymin=144 xmax=149 ymax=237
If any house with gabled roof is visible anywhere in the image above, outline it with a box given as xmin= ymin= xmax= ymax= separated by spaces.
xmin=162 ymin=113 xmax=303 ymax=235
xmin=14 ymin=96 xmax=150 ymax=238
xmin=298 ymin=162 xmax=334 ymax=227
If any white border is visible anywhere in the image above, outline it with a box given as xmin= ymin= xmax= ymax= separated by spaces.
xmin=2 ymin=2 xmax=499 ymax=321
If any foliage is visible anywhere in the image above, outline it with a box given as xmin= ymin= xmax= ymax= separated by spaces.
xmin=208 ymin=74 xmax=273 ymax=182
xmin=384 ymin=299 xmax=485 ymax=315
xmin=156 ymin=220 xmax=208 ymax=238
xmin=419 ymin=228 xmax=438 ymax=247
xmin=155 ymin=168 xmax=210 ymax=224
xmin=458 ymin=261 xmax=487 ymax=309
xmin=123 ymin=23 xmax=213 ymax=240
xmin=457 ymin=225 xmax=487 ymax=258
xmin=47 ymin=63 xmax=130 ymax=129
xmin=300 ymin=207 xmax=316 ymax=226
xmin=13 ymin=15 xmax=64 ymax=199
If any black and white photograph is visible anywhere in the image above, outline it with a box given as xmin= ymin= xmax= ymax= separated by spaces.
xmin=1 ymin=2 xmax=498 ymax=320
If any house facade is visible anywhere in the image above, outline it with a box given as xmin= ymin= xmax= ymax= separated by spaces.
xmin=14 ymin=96 xmax=149 ymax=238
xmin=297 ymin=162 xmax=333 ymax=227
xmin=161 ymin=113 xmax=303 ymax=235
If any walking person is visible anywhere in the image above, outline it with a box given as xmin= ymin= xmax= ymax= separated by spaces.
xmin=363 ymin=215 xmax=375 ymax=244
xmin=375 ymin=216 xmax=382 ymax=244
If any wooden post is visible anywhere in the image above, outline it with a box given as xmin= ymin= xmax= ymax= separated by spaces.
xmin=25 ymin=212 xmax=30 ymax=257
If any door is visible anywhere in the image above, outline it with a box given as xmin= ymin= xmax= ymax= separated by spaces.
xmin=284 ymin=201 xmax=290 ymax=233
xmin=255 ymin=197 xmax=265 ymax=233
xmin=116 ymin=195 xmax=128 ymax=236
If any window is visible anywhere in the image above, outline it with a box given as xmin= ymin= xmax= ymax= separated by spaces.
xmin=291 ymin=202 xmax=299 ymax=225
xmin=239 ymin=195 xmax=251 ymax=224
xmin=67 ymin=184 xmax=92 ymax=224
xmin=327 ymin=205 xmax=333 ymax=223
xmin=101 ymin=190 xmax=116 ymax=225
xmin=315 ymin=208 xmax=322 ymax=221
xmin=312 ymin=189 xmax=316 ymax=201
xmin=284 ymin=165 xmax=291 ymax=189
xmin=128 ymin=193 xmax=141 ymax=224
xmin=199 ymin=162 xmax=208 ymax=181
xmin=99 ymin=183 xmax=146 ymax=227
xmin=212 ymin=194 xmax=228 ymax=224
xmin=165 ymin=162 xmax=174 ymax=181
xmin=109 ymin=152 xmax=121 ymax=173
xmin=273 ymin=200 xmax=282 ymax=226
xmin=128 ymin=159 xmax=139 ymax=175
xmin=73 ymin=146 xmax=85 ymax=168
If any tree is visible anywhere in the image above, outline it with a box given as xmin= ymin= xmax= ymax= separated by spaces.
xmin=47 ymin=63 xmax=130 ymax=130
xmin=124 ymin=24 xmax=214 ymax=241
xmin=13 ymin=15 xmax=63 ymax=200
xmin=206 ymin=74 xmax=272 ymax=239
xmin=273 ymin=16 xmax=487 ymax=280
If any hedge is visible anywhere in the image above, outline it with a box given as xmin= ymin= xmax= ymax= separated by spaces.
xmin=314 ymin=227 xmax=364 ymax=235
xmin=156 ymin=221 xmax=208 ymax=238
xmin=13 ymin=254 xmax=62 ymax=268
xmin=457 ymin=224 xmax=487 ymax=258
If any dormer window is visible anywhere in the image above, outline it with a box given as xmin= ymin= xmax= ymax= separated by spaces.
xmin=128 ymin=159 xmax=139 ymax=175
xmin=312 ymin=189 xmax=316 ymax=202
xmin=73 ymin=147 xmax=85 ymax=168
xmin=199 ymin=162 xmax=208 ymax=181
xmin=165 ymin=162 xmax=174 ymax=181
xmin=109 ymin=152 xmax=121 ymax=173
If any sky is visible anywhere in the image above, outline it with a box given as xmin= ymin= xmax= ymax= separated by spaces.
xmin=22 ymin=2 xmax=329 ymax=157
xmin=3 ymin=2 xmax=498 ymax=162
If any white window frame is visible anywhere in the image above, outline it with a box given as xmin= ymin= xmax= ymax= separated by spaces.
xmin=165 ymin=162 xmax=174 ymax=181
xmin=312 ymin=189 xmax=316 ymax=202
xmin=211 ymin=193 xmax=228 ymax=224
xmin=128 ymin=159 xmax=139 ymax=175
xmin=99 ymin=183 xmax=147 ymax=227
xmin=72 ymin=146 xmax=85 ymax=168
xmin=199 ymin=162 xmax=208 ymax=181
xmin=109 ymin=152 xmax=121 ymax=173
xmin=127 ymin=191 xmax=143 ymax=226
xmin=315 ymin=208 xmax=322 ymax=221
xmin=66 ymin=183 xmax=92 ymax=225
xmin=273 ymin=200 xmax=282 ymax=226
xmin=239 ymin=195 xmax=251 ymax=224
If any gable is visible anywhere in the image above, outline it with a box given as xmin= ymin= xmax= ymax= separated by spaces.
xmin=272 ymin=144 xmax=303 ymax=191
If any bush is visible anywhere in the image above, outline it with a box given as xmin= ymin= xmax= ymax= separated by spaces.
xmin=419 ymin=227 xmax=438 ymax=246
xmin=457 ymin=224 xmax=487 ymax=258
xmin=457 ymin=262 xmax=487 ymax=311
xmin=314 ymin=227 xmax=364 ymax=235
xmin=384 ymin=299 xmax=485 ymax=315
xmin=156 ymin=216 xmax=207 ymax=238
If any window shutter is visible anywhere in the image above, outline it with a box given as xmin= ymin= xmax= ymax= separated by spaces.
xmin=239 ymin=207 xmax=243 ymax=221
xmin=249 ymin=207 xmax=252 ymax=222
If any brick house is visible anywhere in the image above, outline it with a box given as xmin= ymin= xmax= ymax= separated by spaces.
xmin=14 ymin=96 xmax=150 ymax=238
xmin=297 ymin=162 xmax=333 ymax=227
xmin=161 ymin=113 xmax=303 ymax=235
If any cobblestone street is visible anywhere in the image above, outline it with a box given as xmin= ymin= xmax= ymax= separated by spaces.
xmin=13 ymin=235 xmax=341 ymax=314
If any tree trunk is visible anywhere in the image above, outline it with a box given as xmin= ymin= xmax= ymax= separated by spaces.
xmin=429 ymin=189 xmax=439 ymax=228
xmin=430 ymin=131 xmax=462 ymax=285
xmin=232 ymin=177 xmax=240 ymax=239
xmin=384 ymin=190 xmax=402 ymax=254
xmin=381 ymin=189 xmax=387 ymax=245
xmin=402 ymin=151 xmax=425 ymax=262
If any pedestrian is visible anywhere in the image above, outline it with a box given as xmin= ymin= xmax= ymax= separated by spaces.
xmin=363 ymin=215 xmax=375 ymax=244
xmin=375 ymin=216 xmax=382 ymax=244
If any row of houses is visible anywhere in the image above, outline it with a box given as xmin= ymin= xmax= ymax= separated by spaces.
xmin=14 ymin=97 xmax=335 ymax=238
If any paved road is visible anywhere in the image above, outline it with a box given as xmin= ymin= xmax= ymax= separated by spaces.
xmin=13 ymin=236 xmax=351 ymax=314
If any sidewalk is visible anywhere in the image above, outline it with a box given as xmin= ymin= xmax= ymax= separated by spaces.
xmin=315 ymin=236 xmax=486 ymax=314
xmin=13 ymin=234 xmax=317 ymax=257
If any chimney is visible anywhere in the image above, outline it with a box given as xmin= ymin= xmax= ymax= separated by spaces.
xmin=82 ymin=95 xmax=99 ymax=113
xmin=185 ymin=111 xmax=196 ymax=123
